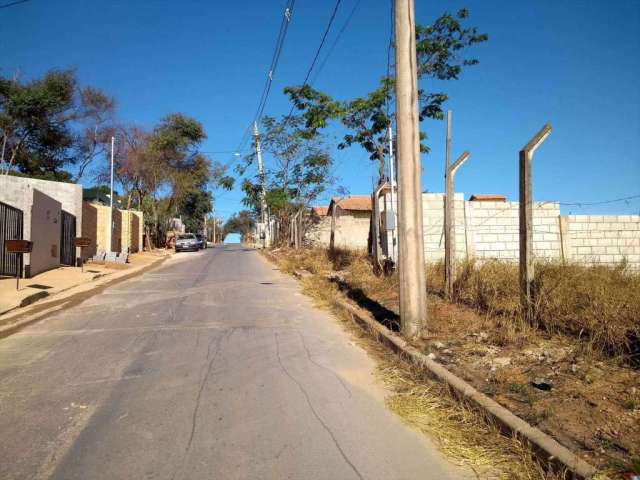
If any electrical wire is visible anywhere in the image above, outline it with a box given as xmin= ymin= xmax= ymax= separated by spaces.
xmin=285 ymin=0 xmax=344 ymax=121
xmin=310 ymin=0 xmax=361 ymax=85
xmin=0 ymin=0 xmax=29 ymax=9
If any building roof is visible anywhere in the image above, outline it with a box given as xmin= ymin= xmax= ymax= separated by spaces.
xmin=311 ymin=206 xmax=329 ymax=216
xmin=469 ymin=194 xmax=506 ymax=202
xmin=328 ymin=195 xmax=372 ymax=214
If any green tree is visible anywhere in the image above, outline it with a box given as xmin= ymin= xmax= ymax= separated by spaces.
xmin=237 ymin=114 xmax=333 ymax=245
xmin=285 ymin=9 xmax=487 ymax=183
xmin=223 ymin=210 xmax=255 ymax=241
xmin=0 ymin=69 xmax=114 ymax=181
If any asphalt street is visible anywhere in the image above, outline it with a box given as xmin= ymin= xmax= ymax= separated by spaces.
xmin=0 ymin=244 xmax=471 ymax=480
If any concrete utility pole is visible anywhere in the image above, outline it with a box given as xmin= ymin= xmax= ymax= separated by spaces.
xmin=107 ymin=136 xmax=115 ymax=253
xmin=394 ymin=0 xmax=427 ymax=338
xmin=253 ymin=122 xmax=268 ymax=248
xmin=387 ymin=124 xmax=397 ymax=263
xmin=519 ymin=123 xmax=551 ymax=323
xmin=444 ymin=149 xmax=470 ymax=299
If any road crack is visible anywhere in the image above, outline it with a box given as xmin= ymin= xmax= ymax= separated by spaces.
xmin=296 ymin=330 xmax=352 ymax=398
xmin=274 ymin=332 xmax=364 ymax=480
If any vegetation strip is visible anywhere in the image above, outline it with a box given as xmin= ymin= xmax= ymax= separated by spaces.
xmin=333 ymin=296 xmax=599 ymax=479
xmin=269 ymin=250 xmax=604 ymax=479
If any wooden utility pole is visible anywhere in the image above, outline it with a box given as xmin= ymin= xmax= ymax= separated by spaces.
xmin=444 ymin=149 xmax=470 ymax=299
xmin=519 ymin=123 xmax=551 ymax=323
xmin=394 ymin=0 xmax=427 ymax=338
xmin=253 ymin=122 xmax=268 ymax=248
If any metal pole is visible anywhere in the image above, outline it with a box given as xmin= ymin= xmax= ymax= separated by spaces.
xmin=395 ymin=0 xmax=427 ymax=338
xmin=253 ymin=122 xmax=268 ymax=249
xmin=16 ymin=253 xmax=21 ymax=290
xmin=519 ymin=124 xmax=552 ymax=324
xmin=108 ymin=136 xmax=115 ymax=253
xmin=387 ymin=124 xmax=397 ymax=263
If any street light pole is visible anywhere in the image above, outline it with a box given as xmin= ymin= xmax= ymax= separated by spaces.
xmin=108 ymin=135 xmax=115 ymax=253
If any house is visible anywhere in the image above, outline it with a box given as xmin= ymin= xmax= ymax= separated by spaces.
xmin=326 ymin=196 xmax=372 ymax=250
xmin=0 ymin=175 xmax=83 ymax=277
xmin=327 ymin=195 xmax=372 ymax=219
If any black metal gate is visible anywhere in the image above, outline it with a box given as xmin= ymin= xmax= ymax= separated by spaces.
xmin=0 ymin=201 xmax=24 ymax=277
xmin=60 ymin=210 xmax=76 ymax=266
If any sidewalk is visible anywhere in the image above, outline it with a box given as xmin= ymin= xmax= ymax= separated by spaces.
xmin=0 ymin=250 xmax=171 ymax=316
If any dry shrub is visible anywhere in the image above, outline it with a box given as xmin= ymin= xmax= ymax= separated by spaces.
xmin=443 ymin=258 xmax=640 ymax=360
xmin=535 ymin=262 xmax=640 ymax=360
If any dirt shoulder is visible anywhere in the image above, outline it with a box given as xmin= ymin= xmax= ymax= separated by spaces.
xmin=268 ymin=247 xmax=639 ymax=479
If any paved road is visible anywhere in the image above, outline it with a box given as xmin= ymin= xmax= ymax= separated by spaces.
xmin=0 ymin=245 xmax=470 ymax=480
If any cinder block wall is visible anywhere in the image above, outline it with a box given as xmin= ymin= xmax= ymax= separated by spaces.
xmin=422 ymin=193 xmax=466 ymax=262
xmin=82 ymin=202 xmax=144 ymax=256
xmin=566 ymin=215 xmax=640 ymax=267
xmin=466 ymin=200 xmax=562 ymax=261
xmin=419 ymin=193 xmax=639 ymax=269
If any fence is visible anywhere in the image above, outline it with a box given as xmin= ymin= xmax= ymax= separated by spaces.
xmin=0 ymin=201 xmax=24 ymax=277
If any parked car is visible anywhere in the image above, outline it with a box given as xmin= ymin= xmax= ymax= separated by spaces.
xmin=175 ymin=233 xmax=199 ymax=252
xmin=195 ymin=233 xmax=207 ymax=249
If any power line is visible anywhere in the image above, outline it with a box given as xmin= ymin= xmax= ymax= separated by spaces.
xmin=556 ymin=194 xmax=640 ymax=207
xmin=310 ymin=0 xmax=361 ymax=85
xmin=0 ymin=0 xmax=29 ymax=9
xmin=285 ymin=0 xmax=344 ymax=121
xmin=223 ymin=1 xmax=297 ymax=175
xmin=253 ymin=0 xmax=296 ymax=124
xmin=301 ymin=0 xmax=343 ymax=87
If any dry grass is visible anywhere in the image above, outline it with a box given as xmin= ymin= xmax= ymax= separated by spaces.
xmin=426 ymin=259 xmax=640 ymax=362
xmin=268 ymin=248 xmax=639 ymax=477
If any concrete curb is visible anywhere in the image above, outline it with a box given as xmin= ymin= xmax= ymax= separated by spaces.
xmin=0 ymin=254 xmax=171 ymax=339
xmin=263 ymin=251 xmax=601 ymax=480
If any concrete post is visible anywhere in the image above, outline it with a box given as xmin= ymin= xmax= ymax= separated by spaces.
xmin=253 ymin=122 xmax=268 ymax=249
xmin=395 ymin=0 xmax=427 ymax=338
xmin=519 ymin=124 xmax=551 ymax=323
xmin=444 ymin=151 xmax=470 ymax=298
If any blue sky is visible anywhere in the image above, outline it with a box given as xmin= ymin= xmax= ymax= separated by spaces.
xmin=2 ymin=0 xmax=639 ymax=221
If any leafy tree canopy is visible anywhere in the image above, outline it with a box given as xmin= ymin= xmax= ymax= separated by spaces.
xmin=0 ymin=69 xmax=115 ymax=181
xmin=284 ymin=9 xmax=487 ymax=182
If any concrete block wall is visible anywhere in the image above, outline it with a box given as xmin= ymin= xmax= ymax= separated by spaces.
xmin=417 ymin=193 xmax=640 ymax=269
xmin=466 ymin=200 xmax=562 ymax=261
xmin=565 ymin=215 xmax=640 ymax=267
xmin=82 ymin=202 xmax=144 ymax=258
xmin=421 ymin=193 xmax=466 ymax=262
